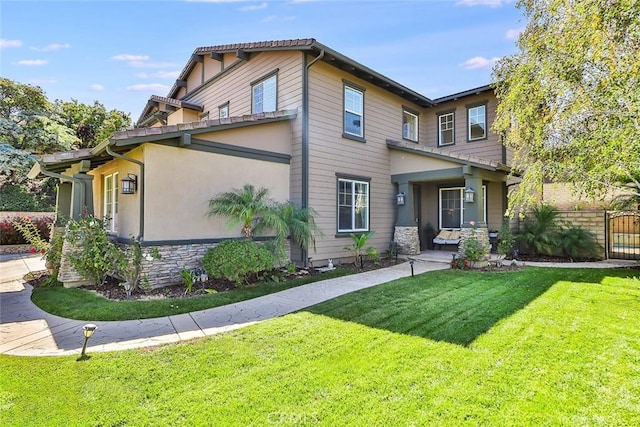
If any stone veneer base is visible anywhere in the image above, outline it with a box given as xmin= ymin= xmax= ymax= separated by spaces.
xmin=394 ymin=226 xmax=421 ymax=255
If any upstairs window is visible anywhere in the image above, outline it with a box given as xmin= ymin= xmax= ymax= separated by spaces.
xmin=219 ymin=102 xmax=229 ymax=119
xmin=438 ymin=112 xmax=455 ymax=146
xmin=252 ymin=74 xmax=277 ymax=114
xmin=344 ymin=85 xmax=364 ymax=138
xmin=402 ymin=109 xmax=418 ymax=142
xmin=468 ymin=104 xmax=487 ymax=141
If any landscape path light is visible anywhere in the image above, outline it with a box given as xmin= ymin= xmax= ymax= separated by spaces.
xmin=79 ymin=323 xmax=98 ymax=360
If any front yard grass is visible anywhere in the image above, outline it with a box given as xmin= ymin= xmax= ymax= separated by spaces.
xmin=2 ymin=267 xmax=639 ymax=425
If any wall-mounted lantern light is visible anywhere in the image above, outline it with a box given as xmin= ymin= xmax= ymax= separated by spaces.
xmin=464 ymin=187 xmax=475 ymax=203
xmin=121 ymin=174 xmax=137 ymax=195
xmin=396 ymin=192 xmax=405 ymax=206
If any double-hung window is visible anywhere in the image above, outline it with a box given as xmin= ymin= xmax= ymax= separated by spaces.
xmin=338 ymin=178 xmax=369 ymax=232
xmin=219 ymin=102 xmax=229 ymax=119
xmin=104 ymin=173 xmax=119 ymax=232
xmin=252 ymin=73 xmax=277 ymax=114
xmin=344 ymin=84 xmax=364 ymax=138
xmin=438 ymin=112 xmax=455 ymax=146
xmin=402 ymin=109 xmax=418 ymax=142
xmin=467 ymin=104 xmax=487 ymax=141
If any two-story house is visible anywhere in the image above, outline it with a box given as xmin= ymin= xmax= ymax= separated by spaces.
xmin=29 ymin=39 xmax=511 ymax=287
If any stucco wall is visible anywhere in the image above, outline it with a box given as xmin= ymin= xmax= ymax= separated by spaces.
xmin=143 ymin=143 xmax=290 ymax=242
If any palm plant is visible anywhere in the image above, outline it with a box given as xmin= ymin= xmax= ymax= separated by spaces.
xmin=207 ymin=185 xmax=322 ymax=262
xmin=207 ymin=184 xmax=272 ymax=239
xmin=519 ymin=204 xmax=560 ymax=256
xmin=264 ymin=202 xmax=323 ymax=254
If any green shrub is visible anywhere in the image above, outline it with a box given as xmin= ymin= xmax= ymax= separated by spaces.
xmin=557 ymin=226 xmax=601 ymax=261
xmin=203 ymin=240 xmax=275 ymax=286
xmin=519 ymin=204 xmax=560 ymax=256
xmin=1 ymin=216 xmax=53 ymax=245
xmin=497 ymin=223 xmax=516 ymax=259
xmin=64 ymin=214 xmax=125 ymax=286
xmin=0 ymin=184 xmax=55 ymax=212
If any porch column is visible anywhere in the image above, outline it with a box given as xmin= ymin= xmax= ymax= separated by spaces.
xmin=70 ymin=173 xmax=94 ymax=219
xmin=460 ymin=172 xmax=489 ymax=258
xmin=394 ymin=181 xmax=420 ymax=255
xmin=56 ymin=182 xmax=73 ymax=224
xmin=463 ymin=174 xmax=485 ymax=227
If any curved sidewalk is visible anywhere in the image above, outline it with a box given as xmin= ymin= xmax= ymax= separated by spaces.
xmin=1 ymin=253 xmax=636 ymax=357
xmin=1 ymin=254 xmax=452 ymax=357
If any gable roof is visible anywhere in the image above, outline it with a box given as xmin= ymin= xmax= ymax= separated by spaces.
xmin=135 ymin=38 xmax=435 ymax=125
xmin=30 ymin=110 xmax=297 ymax=177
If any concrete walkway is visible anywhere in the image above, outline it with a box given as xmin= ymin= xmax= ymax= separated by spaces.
xmin=1 ymin=253 xmax=636 ymax=357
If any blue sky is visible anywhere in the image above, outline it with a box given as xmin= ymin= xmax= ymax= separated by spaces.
xmin=1 ymin=0 xmax=525 ymax=119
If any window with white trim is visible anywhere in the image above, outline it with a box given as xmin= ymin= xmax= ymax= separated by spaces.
xmin=468 ymin=104 xmax=487 ymax=140
xmin=338 ymin=178 xmax=369 ymax=232
xmin=104 ymin=173 xmax=119 ymax=232
xmin=219 ymin=103 xmax=229 ymax=119
xmin=438 ymin=112 xmax=455 ymax=146
xmin=344 ymin=85 xmax=364 ymax=138
xmin=252 ymin=74 xmax=277 ymax=114
xmin=438 ymin=186 xmax=486 ymax=229
xmin=402 ymin=109 xmax=418 ymax=142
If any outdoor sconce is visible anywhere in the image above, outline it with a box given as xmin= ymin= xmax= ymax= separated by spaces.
xmin=121 ymin=174 xmax=137 ymax=195
xmin=464 ymin=187 xmax=475 ymax=203
xmin=79 ymin=323 xmax=98 ymax=360
xmin=396 ymin=192 xmax=405 ymax=206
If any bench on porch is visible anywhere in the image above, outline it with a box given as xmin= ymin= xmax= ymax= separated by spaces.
xmin=433 ymin=229 xmax=462 ymax=249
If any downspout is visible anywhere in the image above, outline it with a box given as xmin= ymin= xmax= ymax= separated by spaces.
xmin=105 ymin=144 xmax=145 ymax=240
xmin=302 ymin=49 xmax=325 ymax=265
xmin=31 ymin=163 xmax=86 ymax=220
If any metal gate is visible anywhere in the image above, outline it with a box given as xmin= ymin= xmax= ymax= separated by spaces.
xmin=607 ymin=211 xmax=640 ymax=260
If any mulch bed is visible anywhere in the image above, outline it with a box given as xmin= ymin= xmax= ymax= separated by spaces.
xmin=25 ymin=257 xmax=403 ymax=301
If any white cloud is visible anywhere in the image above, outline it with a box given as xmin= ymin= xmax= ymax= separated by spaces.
xmin=456 ymin=0 xmax=511 ymax=7
xmin=459 ymin=56 xmax=500 ymax=69
xmin=0 ymin=38 xmax=23 ymax=49
xmin=239 ymin=2 xmax=268 ymax=11
xmin=505 ymin=27 xmax=524 ymax=40
xmin=128 ymin=60 xmax=178 ymax=69
xmin=31 ymin=43 xmax=71 ymax=52
xmin=125 ymin=83 xmax=171 ymax=92
xmin=15 ymin=59 xmax=48 ymax=66
xmin=112 ymin=54 xmax=150 ymax=61
xmin=155 ymin=70 xmax=181 ymax=79
xmin=90 ymin=84 xmax=104 ymax=91
xmin=262 ymin=15 xmax=295 ymax=23
xmin=185 ymin=0 xmax=247 ymax=2
xmin=135 ymin=70 xmax=181 ymax=79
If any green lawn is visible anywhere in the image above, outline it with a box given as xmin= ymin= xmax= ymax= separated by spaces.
xmin=2 ymin=267 xmax=639 ymax=426
xmin=30 ymin=268 xmax=353 ymax=321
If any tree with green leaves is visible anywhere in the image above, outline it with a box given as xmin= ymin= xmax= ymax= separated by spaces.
xmin=0 ymin=78 xmax=78 ymax=153
xmin=54 ymin=99 xmax=131 ymax=148
xmin=493 ymin=0 xmax=640 ymax=214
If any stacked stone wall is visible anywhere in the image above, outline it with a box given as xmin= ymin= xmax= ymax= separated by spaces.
xmin=458 ymin=227 xmax=490 ymax=257
xmin=393 ymin=226 xmax=420 ymax=255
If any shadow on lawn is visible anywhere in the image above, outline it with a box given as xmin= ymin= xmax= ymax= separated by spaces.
xmin=305 ymin=268 xmax=634 ymax=346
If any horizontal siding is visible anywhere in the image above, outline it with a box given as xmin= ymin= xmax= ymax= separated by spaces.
xmin=307 ymin=61 xmax=430 ymax=262
xmin=424 ymin=93 xmax=504 ymax=163
xmin=185 ymin=51 xmax=303 ymax=119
